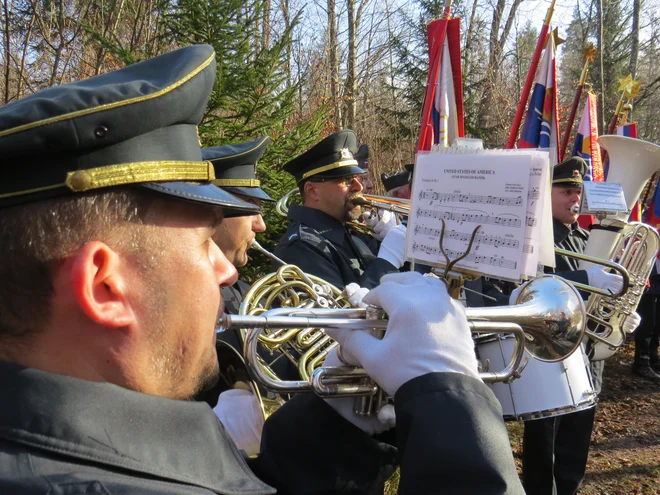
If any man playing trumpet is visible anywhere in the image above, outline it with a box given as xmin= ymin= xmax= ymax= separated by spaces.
xmin=274 ymin=130 xmax=406 ymax=289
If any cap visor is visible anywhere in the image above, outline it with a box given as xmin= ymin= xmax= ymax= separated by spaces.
xmin=141 ymin=182 xmax=260 ymax=217
xmin=222 ymin=186 xmax=275 ymax=202
xmin=312 ymin=166 xmax=366 ymax=180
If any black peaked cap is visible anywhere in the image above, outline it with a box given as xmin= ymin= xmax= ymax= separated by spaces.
xmin=381 ymin=171 xmax=411 ymax=192
xmin=0 ymin=44 xmax=258 ymax=216
xmin=354 ymin=144 xmax=369 ymax=169
xmin=552 ymin=156 xmax=588 ymax=187
xmin=283 ymin=130 xmax=364 ymax=183
xmin=202 ymin=137 xmax=274 ymax=202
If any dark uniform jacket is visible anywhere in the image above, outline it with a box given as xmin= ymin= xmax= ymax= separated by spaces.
xmin=0 ymin=361 xmax=524 ymax=494
xmin=274 ymin=205 xmax=398 ymax=289
xmin=545 ymin=218 xmax=589 ymax=286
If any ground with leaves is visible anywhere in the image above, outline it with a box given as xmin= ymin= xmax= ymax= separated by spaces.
xmin=508 ymin=343 xmax=660 ymax=494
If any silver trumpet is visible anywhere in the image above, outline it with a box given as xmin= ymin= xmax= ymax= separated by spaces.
xmin=218 ymin=275 xmax=586 ymax=402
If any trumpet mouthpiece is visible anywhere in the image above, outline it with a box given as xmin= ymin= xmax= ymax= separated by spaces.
xmin=351 ymin=196 xmax=370 ymax=206
xmin=571 ymin=205 xmax=580 ymax=214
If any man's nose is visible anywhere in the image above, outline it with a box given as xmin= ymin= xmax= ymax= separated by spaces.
xmin=350 ymin=177 xmax=363 ymax=193
xmin=211 ymin=241 xmax=238 ymax=287
xmin=252 ymin=214 xmax=266 ymax=233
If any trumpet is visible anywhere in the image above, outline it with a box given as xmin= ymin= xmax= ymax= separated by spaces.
xmin=218 ymin=275 xmax=586 ymax=402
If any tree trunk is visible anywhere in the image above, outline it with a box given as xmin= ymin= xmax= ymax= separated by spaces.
xmin=3 ymin=0 xmax=11 ymax=103
xmin=629 ymin=0 xmax=640 ymax=78
xmin=328 ymin=0 xmax=341 ymax=128
xmin=345 ymin=0 xmax=356 ymax=128
xmin=262 ymin=0 xmax=270 ymax=50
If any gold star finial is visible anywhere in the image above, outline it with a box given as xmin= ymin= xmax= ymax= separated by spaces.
xmin=618 ymin=74 xmax=642 ymax=99
xmin=583 ymin=44 xmax=597 ymax=63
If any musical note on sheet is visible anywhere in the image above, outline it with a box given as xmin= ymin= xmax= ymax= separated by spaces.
xmin=411 ymin=242 xmax=518 ymax=270
xmin=414 ymin=225 xmax=520 ymax=249
xmin=418 ymin=190 xmax=524 ymax=207
xmin=416 ymin=208 xmax=522 ymax=228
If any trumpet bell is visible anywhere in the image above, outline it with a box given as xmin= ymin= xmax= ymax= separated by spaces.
xmin=505 ymin=276 xmax=586 ymax=361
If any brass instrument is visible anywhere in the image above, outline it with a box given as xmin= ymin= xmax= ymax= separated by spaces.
xmin=237 ymin=264 xmax=350 ymax=380
xmin=219 ymin=275 xmax=586 ymax=414
xmin=577 ymin=136 xmax=660 ymax=360
xmin=275 ymin=187 xmax=409 ymax=237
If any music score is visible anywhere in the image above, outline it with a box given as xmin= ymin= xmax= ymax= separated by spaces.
xmin=411 ymin=242 xmax=518 ymax=269
xmin=416 ymin=208 xmax=523 ymax=228
xmin=418 ymin=190 xmax=524 ymax=207
xmin=414 ymin=225 xmax=520 ymax=249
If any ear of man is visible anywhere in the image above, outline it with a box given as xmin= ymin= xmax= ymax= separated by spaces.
xmin=303 ymin=180 xmax=320 ymax=205
xmin=71 ymin=241 xmax=136 ymax=328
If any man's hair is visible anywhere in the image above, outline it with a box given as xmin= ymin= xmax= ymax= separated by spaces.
xmin=0 ymin=188 xmax=159 ymax=340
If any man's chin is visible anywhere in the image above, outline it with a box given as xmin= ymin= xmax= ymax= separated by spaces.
xmin=192 ymin=360 xmax=221 ymax=399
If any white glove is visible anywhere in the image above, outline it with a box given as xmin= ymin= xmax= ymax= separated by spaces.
xmin=213 ymin=389 xmax=264 ymax=456
xmin=344 ymin=282 xmax=370 ymax=308
xmin=377 ymin=224 xmax=407 ymax=269
xmin=586 ymin=266 xmax=624 ymax=294
xmin=363 ymin=210 xmax=397 ymax=241
xmin=326 ymin=271 xmax=481 ymax=397
xmin=622 ymin=312 xmax=642 ymax=334
xmin=322 ymin=349 xmax=396 ymax=435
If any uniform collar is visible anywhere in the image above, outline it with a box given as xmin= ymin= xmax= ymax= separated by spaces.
xmin=288 ymin=205 xmax=346 ymax=245
xmin=552 ymin=217 xmax=588 ymax=244
xmin=0 ymin=361 xmax=274 ymax=494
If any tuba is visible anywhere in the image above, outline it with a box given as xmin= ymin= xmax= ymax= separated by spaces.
xmin=577 ymin=136 xmax=660 ymax=360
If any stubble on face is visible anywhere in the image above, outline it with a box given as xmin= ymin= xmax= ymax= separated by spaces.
xmin=129 ymin=212 xmax=221 ymax=401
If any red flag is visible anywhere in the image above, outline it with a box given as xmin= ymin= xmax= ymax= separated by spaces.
xmin=417 ymin=18 xmax=464 ymax=151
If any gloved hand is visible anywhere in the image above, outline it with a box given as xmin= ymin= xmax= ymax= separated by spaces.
xmin=586 ymin=265 xmax=624 ymax=294
xmin=326 ymin=271 xmax=480 ymax=397
xmin=213 ymin=389 xmax=264 ymax=456
xmin=344 ymin=282 xmax=370 ymax=308
xmin=622 ymin=312 xmax=642 ymax=334
xmin=363 ymin=210 xmax=397 ymax=241
xmin=322 ymin=348 xmax=396 ymax=435
xmin=377 ymin=224 xmax=407 ymax=269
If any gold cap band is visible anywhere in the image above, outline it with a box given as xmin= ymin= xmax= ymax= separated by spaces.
xmin=553 ymin=177 xmax=583 ymax=185
xmin=300 ymin=159 xmax=359 ymax=181
xmin=212 ymin=179 xmax=261 ymax=187
xmin=0 ymin=160 xmax=215 ymax=199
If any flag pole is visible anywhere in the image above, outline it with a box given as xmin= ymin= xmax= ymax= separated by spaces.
xmin=559 ymin=46 xmax=596 ymax=161
xmin=506 ymin=0 xmax=557 ymax=149
xmin=443 ymin=0 xmax=453 ymax=19
xmin=607 ymin=75 xmax=641 ymax=134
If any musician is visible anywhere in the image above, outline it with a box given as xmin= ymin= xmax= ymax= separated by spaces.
xmin=274 ymin=130 xmax=406 ymax=289
xmin=382 ymin=168 xmax=411 ymax=199
xmin=202 ymin=137 xmax=274 ymax=314
xmin=200 ymin=137 xmax=286 ymax=455
xmin=0 ymin=46 xmax=525 ymax=495
xmin=521 ymin=156 xmax=630 ymax=495
xmin=632 ymin=267 xmax=660 ymax=380
xmin=354 ymin=143 xmax=375 ymax=194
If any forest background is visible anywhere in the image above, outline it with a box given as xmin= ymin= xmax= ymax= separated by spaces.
xmin=2 ymin=0 xmax=660 ymax=279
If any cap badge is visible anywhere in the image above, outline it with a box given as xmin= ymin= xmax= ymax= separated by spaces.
xmin=572 ymin=170 xmax=580 ymax=178
xmin=340 ymin=148 xmax=353 ymax=160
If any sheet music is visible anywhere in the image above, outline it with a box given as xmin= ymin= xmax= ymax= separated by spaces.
xmin=407 ymin=153 xmax=531 ymax=280
xmin=478 ymin=149 xmax=555 ymax=275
